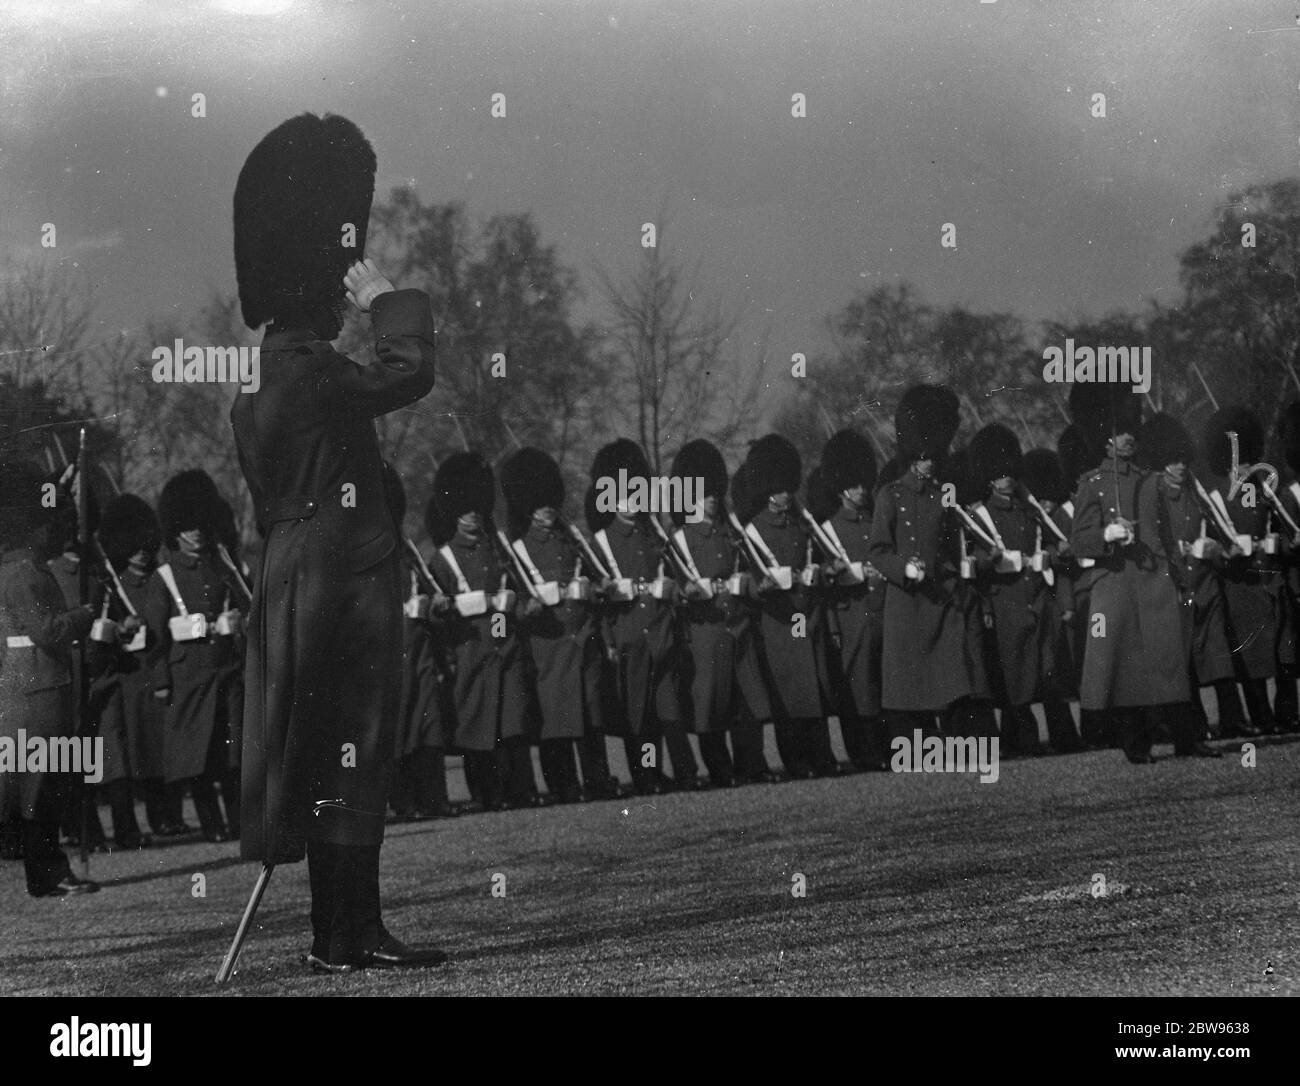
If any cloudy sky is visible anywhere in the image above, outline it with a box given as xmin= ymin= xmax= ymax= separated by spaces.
xmin=1 ymin=0 xmax=1296 ymax=413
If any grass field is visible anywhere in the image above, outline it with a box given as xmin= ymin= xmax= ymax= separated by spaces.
xmin=1 ymin=733 xmax=1296 ymax=997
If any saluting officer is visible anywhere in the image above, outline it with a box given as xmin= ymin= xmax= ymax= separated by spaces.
xmin=0 ymin=461 xmax=101 ymax=896
xmin=231 ymin=111 xmax=443 ymax=972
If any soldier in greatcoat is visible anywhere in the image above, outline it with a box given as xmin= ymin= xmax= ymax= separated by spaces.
xmin=502 ymin=447 xmax=605 ymax=803
xmin=1137 ymin=413 xmax=1230 ymax=756
xmin=385 ymin=466 xmax=455 ymax=821
xmin=145 ymin=470 xmax=245 ymax=841
xmin=426 ymin=452 xmax=540 ymax=811
xmin=90 ymin=494 xmax=166 ymax=846
xmin=1067 ymin=382 xmax=1189 ymax=763
xmin=868 ymin=386 xmax=991 ymax=739
xmin=814 ymin=431 xmax=888 ymax=771
xmin=1019 ymin=447 xmax=1085 ymax=752
xmin=230 ymin=112 xmax=443 ymax=972
xmin=667 ymin=439 xmax=774 ymax=786
xmin=967 ymin=424 xmax=1063 ymax=757
xmin=1200 ymin=407 xmax=1297 ymax=737
xmin=588 ymin=439 xmax=703 ymax=794
xmin=735 ymin=435 xmax=839 ymax=778
xmin=0 ymin=461 xmax=100 ymax=896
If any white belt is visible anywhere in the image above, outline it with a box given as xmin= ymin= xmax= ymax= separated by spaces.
xmin=6 ymin=636 xmax=34 ymax=648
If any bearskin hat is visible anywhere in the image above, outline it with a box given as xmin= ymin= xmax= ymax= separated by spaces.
xmin=804 ymin=465 xmax=838 ymax=524
xmin=1203 ymin=406 xmax=1263 ymax=479
xmin=590 ymin=438 xmax=651 ymax=485
xmin=895 ymin=384 xmax=960 ymax=462
xmin=821 ymin=429 xmax=876 ymax=497
xmin=1138 ymin=413 xmax=1194 ymax=473
xmin=97 ymin=495 xmax=161 ymax=568
xmin=671 ymin=440 xmax=728 ymax=501
xmin=434 ymin=451 xmax=495 ymax=522
xmin=730 ymin=459 xmax=762 ymax=524
xmin=747 ymin=434 xmax=801 ymax=500
xmin=968 ymin=423 xmax=1023 ymax=487
xmin=1021 ymin=448 xmax=1067 ymax=505
xmin=502 ymin=447 xmax=564 ymax=537
xmin=1278 ymin=401 xmax=1300 ymax=474
xmin=1057 ymin=424 xmax=1097 ymax=489
xmin=234 ymin=112 xmax=377 ymax=331
xmin=1068 ymin=381 xmax=1142 ymax=461
xmin=0 ymin=460 xmax=51 ymax=546
xmin=158 ymin=470 xmax=227 ymax=548
xmin=668 ymin=439 xmax=728 ymax=528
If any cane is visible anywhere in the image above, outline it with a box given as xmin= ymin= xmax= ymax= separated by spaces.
xmin=215 ymin=862 xmax=275 ymax=985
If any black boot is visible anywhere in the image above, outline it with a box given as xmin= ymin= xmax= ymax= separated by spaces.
xmin=191 ymin=776 xmax=229 ymax=842
xmin=140 ymin=777 xmax=169 ymax=836
xmin=105 ymin=779 xmax=149 ymax=848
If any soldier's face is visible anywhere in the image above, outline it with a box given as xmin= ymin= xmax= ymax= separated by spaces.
xmin=991 ymin=475 xmax=1015 ymax=497
xmin=458 ymin=511 xmax=483 ymax=535
xmin=768 ymin=491 xmax=791 ymax=511
xmin=1164 ymin=460 xmax=1188 ymax=484
xmin=533 ymin=507 xmax=557 ymax=527
xmin=913 ymin=458 xmax=934 ymax=479
xmin=1109 ymin=433 xmax=1136 ymax=459
xmin=701 ymin=495 xmax=719 ymax=517
xmin=842 ymin=485 xmax=866 ymax=508
xmin=177 ymin=527 xmax=206 ymax=553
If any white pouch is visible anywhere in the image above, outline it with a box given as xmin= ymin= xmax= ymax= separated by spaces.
xmin=169 ymin=613 xmax=208 ymax=641
xmin=215 ymin=610 xmax=242 ymax=637
xmin=90 ymin=617 xmax=119 ymax=644
xmin=404 ymin=594 xmax=431 ymax=620
xmin=836 ymin=561 xmax=866 ymax=586
xmin=726 ymin=573 xmax=750 ymax=596
xmin=769 ymin=566 xmax=794 ymax=590
xmin=995 ymin=550 xmax=1024 ymax=574
xmin=565 ymin=578 xmax=592 ymax=601
xmin=455 ymin=590 xmax=488 ymax=617
xmin=649 ymin=577 xmax=677 ymax=601
xmin=1262 ymin=533 xmax=1279 ymax=556
xmin=491 ymin=589 xmax=516 ymax=612
xmin=125 ymin=627 xmax=147 ymax=653
xmin=605 ymin=578 xmax=635 ymax=602
xmin=536 ymin=581 xmax=562 ymax=607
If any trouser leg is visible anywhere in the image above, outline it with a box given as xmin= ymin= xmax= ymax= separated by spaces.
xmin=838 ymin=713 xmax=871 ymax=767
xmin=22 ymin=820 xmax=71 ymax=896
xmin=578 ymin=730 xmax=615 ymax=788
xmin=772 ymin=719 xmax=807 ymax=776
xmin=697 ymin=732 xmax=734 ymax=784
xmin=500 ymin=739 xmax=538 ymax=806
xmin=164 ymin=779 xmax=188 ymax=829
xmin=190 ymin=774 xmax=226 ymax=838
xmin=104 ymin=779 xmax=141 ymax=842
xmin=140 ymin=778 xmax=168 ymax=835
xmin=219 ymin=768 xmax=241 ymax=838
xmin=538 ymin=739 xmax=581 ymax=802
xmin=730 ymin=722 xmax=771 ymax=779
xmin=416 ymin=748 xmax=449 ymax=809
xmin=1241 ymin=678 xmax=1277 ymax=734
xmin=623 ymin=734 xmax=661 ymax=793
xmin=661 ymin=717 xmax=700 ymax=782
xmin=804 ymin=718 xmax=838 ymax=774
xmin=307 ymin=840 xmax=384 ymax=964
xmin=1273 ymin=661 xmax=1298 ymax=728
xmin=1043 ymin=698 xmax=1081 ymax=752
xmin=1118 ymin=708 xmax=1153 ymax=761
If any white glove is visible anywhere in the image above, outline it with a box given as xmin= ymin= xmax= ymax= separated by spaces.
xmin=1103 ymin=523 xmax=1131 ymax=543
xmin=905 ymin=561 xmax=926 ymax=582
xmin=344 ymin=259 xmax=395 ymax=312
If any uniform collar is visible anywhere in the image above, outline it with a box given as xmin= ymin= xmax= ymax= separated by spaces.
xmin=453 ymin=530 xmax=482 ymax=550
xmin=760 ymin=505 xmax=791 ymax=527
xmin=835 ymin=504 xmax=864 ymax=523
xmin=611 ymin=516 xmax=639 ymax=538
xmin=527 ymin=521 xmax=558 ymax=540
xmin=1101 ymin=455 xmax=1135 ymax=476
xmin=169 ymin=549 xmax=202 ymax=568
xmin=903 ymin=470 xmax=937 ymax=493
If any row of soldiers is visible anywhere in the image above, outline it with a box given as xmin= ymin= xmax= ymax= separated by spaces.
xmin=5 ymin=378 xmax=1300 ymax=892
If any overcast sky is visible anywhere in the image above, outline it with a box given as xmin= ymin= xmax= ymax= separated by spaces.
xmin=2 ymin=0 xmax=1296 ymax=413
